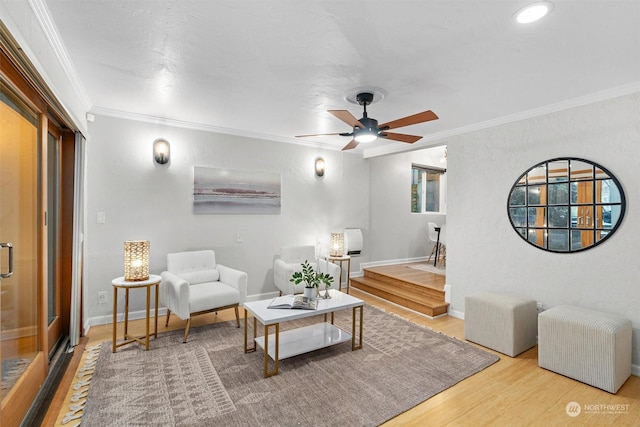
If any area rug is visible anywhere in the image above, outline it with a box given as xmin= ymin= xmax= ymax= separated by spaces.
xmin=407 ymin=262 xmax=446 ymax=275
xmin=81 ymin=305 xmax=497 ymax=426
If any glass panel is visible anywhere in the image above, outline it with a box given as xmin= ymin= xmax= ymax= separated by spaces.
xmin=509 ymin=208 xmax=526 ymax=227
xmin=594 ymin=168 xmax=610 ymax=179
xmin=516 ymin=228 xmax=526 ymax=239
xmin=571 ymin=230 xmax=595 ymax=250
xmin=47 ymin=133 xmax=59 ymax=325
xmin=0 ymin=88 xmax=40 ymax=400
xmin=548 ymin=230 xmax=569 ymax=252
xmin=596 ymin=179 xmax=622 ymax=203
xmin=528 ymin=207 xmax=546 ymax=227
xmin=425 ymin=172 xmax=440 ymax=212
xmin=595 ymin=205 xmax=613 ymax=229
xmin=571 ymin=206 xmax=594 ymax=229
xmin=527 ymin=185 xmax=546 ymax=205
xmin=548 ymin=206 xmax=568 ymax=228
xmin=528 ymin=229 xmax=546 ymax=248
xmin=547 ymin=160 xmax=568 ymax=182
xmin=517 ymin=174 xmax=527 ymax=186
xmin=548 ymin=183 xmax=568 ymax=205
xmin=527 ymin=165 xmax=546 ymax=184
xmin=410 ymin=167 xmax=422 ymax=213
xmin=570 ymin=181 xmax=593 ymax=204
xmin=509 ymin=186 xmax=526 ymax=206
xmin=570 ymin=160 xmax=593 ymax=181
xmin=610 ymin=205 xmax=623 ymax=229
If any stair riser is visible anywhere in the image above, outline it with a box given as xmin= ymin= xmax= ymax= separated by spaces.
xmin=350 ymin=277 xmax=444 ymax=306
xmin=351 ymin=281 xmax=447 ymax=317
xmin=364 ymin=269 xmax=443 ymax=294
xmin=355 ymin=274 xmax=445 ymax=301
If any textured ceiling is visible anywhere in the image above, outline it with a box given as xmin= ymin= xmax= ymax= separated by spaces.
xmin=44 ymin=0 xmax=640 ymax=156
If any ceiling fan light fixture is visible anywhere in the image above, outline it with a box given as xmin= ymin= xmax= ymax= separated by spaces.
xmin=354 ymin=129 xmax=378 ymax=143
xmin=515 ymin=1 xmax=554 ymax=24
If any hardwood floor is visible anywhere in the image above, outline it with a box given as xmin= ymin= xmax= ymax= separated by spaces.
xmin=45 ymin=280 xmax=639 ymax=426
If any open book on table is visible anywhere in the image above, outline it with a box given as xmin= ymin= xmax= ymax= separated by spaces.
xmin=268 ymin=294 xmax=317 ymax=310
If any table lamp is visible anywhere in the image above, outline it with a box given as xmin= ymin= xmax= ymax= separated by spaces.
xmin=330 ymin=232 xmax=344 ymax=257
xmin=124 ymin=240 xmax=150 ymax=281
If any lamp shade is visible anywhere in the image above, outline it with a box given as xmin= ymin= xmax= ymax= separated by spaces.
xmin=330 ymin=232 xmax=344 ymax=257
xmin=124 ymin=240 xmax=150 ymax=281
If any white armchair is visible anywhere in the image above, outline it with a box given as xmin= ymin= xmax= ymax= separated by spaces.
xmin=273 ymin=245 xmax=340 ymax=295
xmin=161 ymin=250 xmax=247 ymax=342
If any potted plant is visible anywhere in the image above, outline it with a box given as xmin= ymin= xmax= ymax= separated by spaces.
xmin=290 ymin=259 xmax=334 ymax=299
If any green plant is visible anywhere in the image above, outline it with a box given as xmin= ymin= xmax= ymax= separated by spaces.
xmin=290 ymin=260 xmax=334 ymax=289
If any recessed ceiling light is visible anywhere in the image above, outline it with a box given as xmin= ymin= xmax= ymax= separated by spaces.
xmin=515 ymin=1 xmax=554 ymax=24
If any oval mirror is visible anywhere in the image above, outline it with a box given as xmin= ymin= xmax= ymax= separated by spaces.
xmin=507 ymin=158 xmax=625 ymax=253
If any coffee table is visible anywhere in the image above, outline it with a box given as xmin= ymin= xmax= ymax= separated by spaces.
xmin=243 ymin=289 xmax=363 ymax=377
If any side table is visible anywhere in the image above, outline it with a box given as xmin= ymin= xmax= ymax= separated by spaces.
xmin=111 ymin=274 xmax=161 ymax=352
xmin=326 ymin=255 xmax=351 ymax=294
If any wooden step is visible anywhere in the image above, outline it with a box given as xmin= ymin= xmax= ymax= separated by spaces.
xmin=350 ymin=264 xmax=448 ymax=317
xmin=363 ymin=269 xmax=445 ymax=301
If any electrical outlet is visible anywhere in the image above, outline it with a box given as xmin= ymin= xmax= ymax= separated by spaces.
xmin=98 ymin=291 xmax=108 ymax=304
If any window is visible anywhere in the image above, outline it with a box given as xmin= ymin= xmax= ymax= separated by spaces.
xmin=411 ymin=165 xmax=446 ymax=213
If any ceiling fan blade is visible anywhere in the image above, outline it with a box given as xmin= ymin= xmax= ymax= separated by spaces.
xmin=380 ymin=132 xmax=423 ymax=143
xmin=295 ymin=132 xmax=344 ymax=138
xmin=328 ymin=110 xmax=365 ymax=128
xmin=341 ymin=139 xmax=359 ymax=151
xmin=378 ymin=110 xmax=438 ymax=130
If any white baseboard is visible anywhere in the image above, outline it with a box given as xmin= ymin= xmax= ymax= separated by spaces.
xmin=448 ymin=308 xmax=464 ymax=320
xmin=84 ymin=291 xmax=279 ymax=335
xmin=84 ymin=306 xmax=169 ymax=335
xmin=356 ymin=256 xmax=428 ymax=276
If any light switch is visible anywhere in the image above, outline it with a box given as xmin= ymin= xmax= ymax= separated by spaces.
xmin=97 ymin=212 xmax=106 ymax=224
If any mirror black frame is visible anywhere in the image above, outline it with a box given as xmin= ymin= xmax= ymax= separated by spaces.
xmin=507 ymin=157 xmax=626 ymax=253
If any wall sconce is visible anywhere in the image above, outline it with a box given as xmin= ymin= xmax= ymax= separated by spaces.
xmin=153 ymin=138 xmax=170 ymax=165
xmin=330 ymin=232 xmax=344 ymax=257
xmin=315 ymin=157 xmax=325 ymax=177
xmin=124 ymin=240 xmax=150 ymax=281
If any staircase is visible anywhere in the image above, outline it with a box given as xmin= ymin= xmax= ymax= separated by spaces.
xmin=350 ymin=264 xmax=448 ymax=317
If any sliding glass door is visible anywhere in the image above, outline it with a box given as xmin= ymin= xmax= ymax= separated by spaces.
xmin=0 ymin=82 xmax=43 ymax=425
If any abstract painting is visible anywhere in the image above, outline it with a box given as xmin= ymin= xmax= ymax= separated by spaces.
xmin=193 ymin=166 xmax=281 ymax=214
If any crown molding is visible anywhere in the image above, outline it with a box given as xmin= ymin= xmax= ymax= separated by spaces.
xmin=92 ymin=81 xmax=639 ymax=158
xmin=363 ymin=82 xmax=640 ymax=158
xmin=28 ymin=0 xmax=92 ymax=111
xmin=89 ymin=106 xmax=346 ymax=151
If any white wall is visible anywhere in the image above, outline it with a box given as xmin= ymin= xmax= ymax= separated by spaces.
xmin=443 ymin=93 xmax=639 ymax=366
xmin=368 ymin=147 xmax=447 ymax=261
xmin=83 ymin=115 xmax=369 ymax=324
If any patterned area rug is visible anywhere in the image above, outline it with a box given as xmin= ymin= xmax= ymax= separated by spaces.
xmin=82 ymin=305 xmax=497 ymax=426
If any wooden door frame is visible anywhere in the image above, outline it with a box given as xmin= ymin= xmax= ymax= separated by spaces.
xmin=1 ymin=31 xmax=77 ymax=427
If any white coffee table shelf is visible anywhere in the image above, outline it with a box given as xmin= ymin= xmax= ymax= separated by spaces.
xmin=255 ymin=322 xmax=352 ymax=360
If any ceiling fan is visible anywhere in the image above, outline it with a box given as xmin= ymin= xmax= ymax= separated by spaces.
xmin=296 ymin=92 xmax=438 ymax=151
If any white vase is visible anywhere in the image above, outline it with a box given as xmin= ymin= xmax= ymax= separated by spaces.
xmin=303 ymin=287 xmax=315 ymax=300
